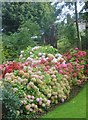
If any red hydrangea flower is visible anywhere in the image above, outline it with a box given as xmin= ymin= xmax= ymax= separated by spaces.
xmin=3 ymin=62 xmax=22 ymax=77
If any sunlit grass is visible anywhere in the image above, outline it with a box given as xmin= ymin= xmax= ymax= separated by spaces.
xmin=42 ymin=84 xmax=87 ymax=118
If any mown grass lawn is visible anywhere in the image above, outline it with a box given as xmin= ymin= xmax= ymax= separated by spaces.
xmin=42 ymin=83 xmax=87 ymax=119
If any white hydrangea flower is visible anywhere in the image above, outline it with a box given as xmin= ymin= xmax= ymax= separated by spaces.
xmin=42 ymin=55 xmax=45 ymax=58
xmin=13 ymin=88 xmax=18 ymax=92
xmin=21 ymin=50 xmax=24 ymax=54
xmin=57 ymin=56 xmax=62 ymax=61
xmin=36 ymin=98 xmax=40 ymax=102
xmin=30 ymin=52 xmax=33 ymax=55
xmin=38 ymin=53 xmax=42 ymax=57
xmin=27 ymin=57 xmax=33 ymax=61
xmin=55 ymin=53 xmax=62 ymax=58
xmin=52 ymin=58 xmax=57 ymax=63
xmin=20 ymin=54 xmax=23 ymax=58
xmin=47 ymin=100 xmax=51 ymax=104
xmin=32 ymin=46 xmax=40 ymax=51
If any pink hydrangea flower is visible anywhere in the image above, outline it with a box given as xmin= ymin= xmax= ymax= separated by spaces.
xmin=59 ymin=70 xmax=63 ymax=74
xmin=27 ymin=95 xmax=31 ymax=99
xmin=73 ymin=73 xmax=77 ymax=77
xmin=31 ymin=96 xmax=35 ymax=99
xmin=75 ymin=48 xmax=78 ymax=50
xmin=47 ymin=100 xmax=51 ymax=104
xmin=61 ymin=98 xmax=64 ymax=103
xmin=61 ymin=64 xmax=67 ymax=68
xmin=51 ymin=74 xmax=56 ymax=78
xmin=36 ymin=98 xmax=40 ymax=102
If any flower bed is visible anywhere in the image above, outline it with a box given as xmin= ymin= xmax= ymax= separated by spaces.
xmin=0 ymin=46 xmax=88 ymax=119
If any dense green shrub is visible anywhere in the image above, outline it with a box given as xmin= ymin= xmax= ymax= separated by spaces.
xmin=2 ymin=20 xmax=42 ymax=62
xmin=1 ymin=84 xmax=22 ymax=120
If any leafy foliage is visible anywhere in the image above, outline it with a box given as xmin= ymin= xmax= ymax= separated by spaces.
xmin=57 ymin=16 xmax=77 ymax=44
xmin=2 ymin=2 xmax=55 ymax=34
xmin=2 ymin=2 xmax=57 ymax=61
xmin=2 ymin=20 xmax=42 ymax=61
xmin=2 ymin=85 xmax=22 ymax=120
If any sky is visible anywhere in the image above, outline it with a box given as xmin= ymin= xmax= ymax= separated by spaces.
xmin=52 ymin=1 xmax=85 ymax=23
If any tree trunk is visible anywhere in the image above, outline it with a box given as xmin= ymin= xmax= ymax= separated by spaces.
xmin=85 ymin=2 xmax=88 ymax=49
xmin=50 ymin=24 xmax=57 ymax=48
xmin=74 ymin=2 xmax=82 ymax=50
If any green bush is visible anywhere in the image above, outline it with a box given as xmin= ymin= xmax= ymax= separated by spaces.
xmin=1 ymin=84 xmax=22 ymax=120
xmin=2 ymin=20 xmax=42 ymax=62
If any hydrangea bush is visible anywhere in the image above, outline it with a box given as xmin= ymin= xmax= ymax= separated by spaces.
xmin=0 ymin=46 xmax=88 ymax=119
xmin=19 ymin=45 xmax=59 ymax=62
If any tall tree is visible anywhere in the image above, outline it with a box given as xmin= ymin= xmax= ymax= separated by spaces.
xmin=55 ymin=2 xmax=84 ymax=50
xmin=2 ymin=2 xmax=57 ymax=48
xmin=85 ymin=2 xmax=88 ymax=49
xmin=74 ymin=2 xmax=82 ymax=50
xmin=2 ymin=2 xmax=55 ymax=34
